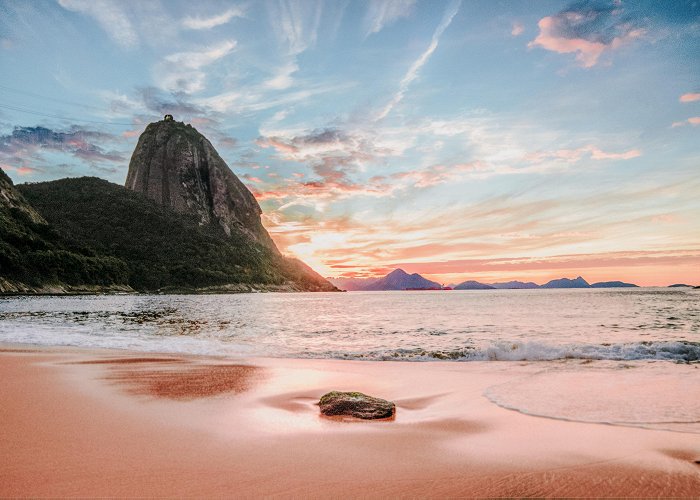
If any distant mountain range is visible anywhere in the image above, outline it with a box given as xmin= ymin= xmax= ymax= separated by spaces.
xmin=328 ymin=270 xmax=646 ymax=291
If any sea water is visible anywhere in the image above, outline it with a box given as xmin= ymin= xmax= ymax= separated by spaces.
xmin=2 ymin=288 xmax=699 ymax=433
xmin=0 ymin=288 xmax=697 ymax=361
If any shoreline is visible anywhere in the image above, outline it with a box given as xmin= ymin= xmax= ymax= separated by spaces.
xmin=1 ymin=343 xmax=699 ymax=497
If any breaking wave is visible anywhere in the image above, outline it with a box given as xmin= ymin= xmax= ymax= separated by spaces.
xmin=305 ymin=340 xmax=700 ymax=363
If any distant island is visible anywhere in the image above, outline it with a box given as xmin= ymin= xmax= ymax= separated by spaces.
xmin=327 ymin=269 xmax=657 ymax=291
xmin=0 ymin=117 xmax=337 ymax=294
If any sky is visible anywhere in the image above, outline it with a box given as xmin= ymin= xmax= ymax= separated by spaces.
xmin=0 ymin=0 xmax=699 ymax=286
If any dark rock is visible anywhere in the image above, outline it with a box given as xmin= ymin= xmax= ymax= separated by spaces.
xmin=319 ymin=391 xmax=395 ymax=419
xmin=125 ymin=118 xmax=277 ymax=251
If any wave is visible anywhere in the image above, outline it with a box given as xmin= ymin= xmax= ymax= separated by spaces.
xmin=303 ymin=340 xmax=700 ymax=362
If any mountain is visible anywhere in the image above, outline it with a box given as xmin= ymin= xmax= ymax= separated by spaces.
xmin=18 ymin=176 xmax=335 ymax=293
xmin=454 ymin=280 xmax=495 ymax=290
xmin=1 ymin=169 xmax=129 ymax=293
xmin=362 ymin=269 xmax=442 ymax=291
xmin=327 ymin=276 xmax=379 ymax=291
xmin=2 ymin=117 xmax=337 ymax=293
xmin=668 ymin=284 xmax=692 ymax=287
xmin=125 ymin=117 xmax=276 ymax=250
xmin=591 ymin=281 xmax=638 ymax=288
xmin=490 ymin=280 xmax=539 ymax=289
xmin=541 ymin=276 xmax=591 ymax=288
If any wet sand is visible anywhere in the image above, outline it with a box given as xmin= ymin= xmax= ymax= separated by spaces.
xmin=1 ymin=344 xmax=699 ymax=497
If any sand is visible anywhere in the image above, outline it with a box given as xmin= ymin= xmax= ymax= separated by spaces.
xmin=1 ymin=344 xmax=699 ymax=497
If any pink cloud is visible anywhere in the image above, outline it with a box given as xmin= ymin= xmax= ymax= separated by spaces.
xmin=1 ymin=164 xmax=38 ymax=176
xmin=122 ymin=129 xmax=142 ymax=138
xmin=393 ymin=250 xmax=700 ymax=274
xmin=680 ymin=93 xmax=700 ymax=103
xmin=672 ymin=117 xmax=700 ymax=128
xmin=524 ymin=145 xmax=640 ymax=163
xmin=529 ymin=14 xmax=643 ymax=68
xmin=391 ymin=161 xmax=488 ymax=188
xmin=589 ymin=147 xmax=641 ymax=160
xmin=511 ymin=21 xmax=524 ymax=37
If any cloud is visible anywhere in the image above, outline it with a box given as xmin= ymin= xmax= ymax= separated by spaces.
xmin=1 ymin=164 xmax=40 ymax=176
xmin=195 ymin=81 xmax=353 ymax=114
xmin=266 ymin=0 xmax=323 ymax=55
xmin=0 ymin=125 xmax=124 ymax=166
xmin=393 ymin=250 xmax=700 ymax=275
xmin=257 ymin=125 xmax=410 ymax=172
xmin=524 ymin=145 xmax=641 ymax=163
xmin=528 ymin=1 xmax=645 ymax=67
xmin=157 ymin=40 xmax=237 ymax=93
xmin=264 ymin=61 xmax=299 ymax=90
xmin=364 ymin=0 xmax=416 ymax=37
xmin=256 ymin=127 xmax=404 ymax=200
xmin=375 ymin=0 xmax=461 ymax=121
xmin=672 ymin=117 xmax=700 ymax=128
xmin=511 ymin=21 xmax=524 ymax=36
xmin=390 ymin=161 xmax=489 ymax=187
xmin=102 ymin=86 xmax=210 ymax=124
xmin=680 ymin=93 xmax=700 ymax=103
xmin=182 ymin=7 xmax=245 ymax=30
xmin=58 ymin=0 xmax=139 ymax=48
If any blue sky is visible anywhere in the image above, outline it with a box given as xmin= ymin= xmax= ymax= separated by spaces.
xmin=1 ymin=0 xmax=699 ymax=284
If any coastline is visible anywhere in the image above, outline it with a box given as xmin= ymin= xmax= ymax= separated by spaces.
xmin=0 ymin=282 xmax=340 ymax=296
xmin=1 ymin=343 xmax=698 ymax=497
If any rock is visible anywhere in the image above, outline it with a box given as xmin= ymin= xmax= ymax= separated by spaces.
xmin=125 ymin=117 xmax=277 ymax=251
xmin=319 ymin=391 xmax=395 ymax=419
xmin=0 ymin=168 xmax=45 ymax=225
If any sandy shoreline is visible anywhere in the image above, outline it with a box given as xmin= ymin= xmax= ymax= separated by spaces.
xmin=1 ymin=343 xmax=699 ymax=497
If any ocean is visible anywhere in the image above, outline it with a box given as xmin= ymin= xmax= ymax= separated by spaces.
xmin=2 ymin=287 xmax=699 ymax=434
xmin=1 ymin=288 xmax=698 ymax=362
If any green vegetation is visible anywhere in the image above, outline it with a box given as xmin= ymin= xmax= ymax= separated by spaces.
xmin=16 ymin=176 xmax=334 ymax=292
xmin=0 ymin=170 xmax=128 ymax=288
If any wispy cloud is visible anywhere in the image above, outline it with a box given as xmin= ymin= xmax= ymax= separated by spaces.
xmin=195 ymin=81 xmax=354 ymax=114
xmin=364 ymin=0 xmax=416 ymax=37
xmin=264 ymin=61 xmax=299 ymax=90
xmin=375 ymin=0 xmax=461 ymax=121
xmin=394 ymin=249 xmax=700 ymax=276
xmin=529 ymin=1 xmax=645 ymax=68
xmin=266 ymin=0 xmax=323 ymax=55
xmin=511 ymin=21 xmax=524 ymax=37
xmin=680 ymin=93 xmax=700 ymax=103
xmin=182 ymin=6 xmax=245 ymax=30
xmin=672 ymin=117 xmax=700 ymax=128
xmin=0 ymin=125 xmax=124 ymax=168
xmin=524 ymin=145 xmax=641 ymax=163
xmin=256 ymin=126 xmax=407 ymax=201
xmin=58 ymin=0 xmax=139 ymax=48
xmin=157 ymin=40 xmax=237 ymax=93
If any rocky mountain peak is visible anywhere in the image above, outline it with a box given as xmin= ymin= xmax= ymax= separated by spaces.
xmin=125 ymin=117 xmax=277 ymax=251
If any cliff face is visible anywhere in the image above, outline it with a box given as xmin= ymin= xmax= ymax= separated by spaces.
xmin=125 ymin=119 xmax=277 ymax=250
xmin=0 ymin=168 xmax=45 ymax=225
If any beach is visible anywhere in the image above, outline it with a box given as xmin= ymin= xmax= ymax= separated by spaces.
xmin=2 ymin=344 xmax=698 ymax=497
